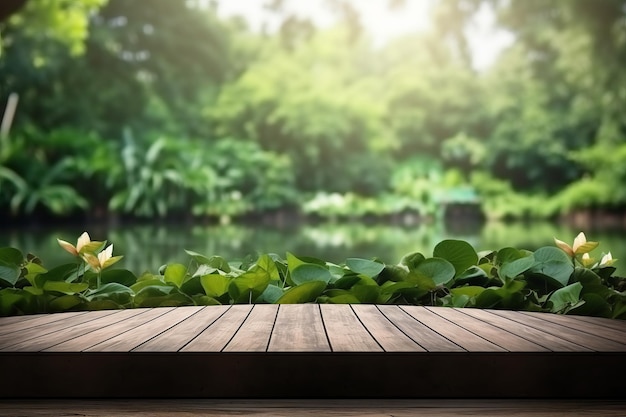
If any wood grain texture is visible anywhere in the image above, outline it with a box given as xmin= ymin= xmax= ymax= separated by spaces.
xmin=85 ymin=306 xmax=200 ymax=352
xmin=492 ymin=309 xmax=626 ymax=351
xmin=223 ymin=304 xmax=278 ymax=352
xmin=133 ymin=305 xmax=230 ymax=352
xmin=351 ymin=304 xmax=426 ymax=352
xmin=425 ymin=307 xmax=549 ymax=352
xmin=400 ymin=305 xmax=506 ymax=351
xmin=0 ymin=310 xmax=116 ymax=350
xmin=1 ymin=399 xmax=625 ymax=416
xmin=518 ymin=311 xmax=626 ymax=345
xmin=376 ymin=305 xmax=465 ymax=351
xmin=320 ymin=304 xmax=382 ymax=352
xmin=268 ymin=304 xmax=330 ymax=352
xmin=42 ymin=308 xmax=171 ymax=352
xmin=456 ymin=308 xmax=589 ymax=351
xmin=0 ymin=311 xmax=88 ymax=337
xmin=0 ymin=306 xmax=625 ymax=399
xmin=181 ymin=304 xmax=253 ymax=352
xmin=0 ymin=309 xmax=126 ymax=352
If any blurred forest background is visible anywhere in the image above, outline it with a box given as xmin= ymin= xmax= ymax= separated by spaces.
xmin=1 ymin=0 xmax=625 ymax=271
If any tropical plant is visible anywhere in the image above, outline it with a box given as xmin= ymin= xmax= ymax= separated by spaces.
xmin=1 ymin=230 xmax=624 ymax=319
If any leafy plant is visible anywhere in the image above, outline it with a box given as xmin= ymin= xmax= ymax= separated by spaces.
xmin=1 ymin=230 xmax=624 ymax=320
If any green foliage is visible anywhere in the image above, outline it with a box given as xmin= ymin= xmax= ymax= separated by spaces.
xmin=1 ymin=230 xmax=624 ymax=320
xmin=1 ymin=0 xmax=625 ymax=221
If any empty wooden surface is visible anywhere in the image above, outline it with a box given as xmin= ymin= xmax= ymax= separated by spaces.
xmin=0 ymin=305 xmax=625 ymax=399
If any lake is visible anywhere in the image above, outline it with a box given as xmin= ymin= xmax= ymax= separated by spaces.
xmin=3 ymin=219 xmax=625 ymax=277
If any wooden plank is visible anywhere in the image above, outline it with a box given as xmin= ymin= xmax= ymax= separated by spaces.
xmin=133 ymin=305 xmax=230 ymax=352
xmin=0 ymin=309 xmax=127 ymax=352
xmin=320 ymin=304 xmax=382 ymax=352
xmin=1 ymin=399 xmax=626 ymax=416
xmin=518 ymin=311 xmax=626 ymax=344
xmin=492 ymin=309 xmax=626 ymax=352
xmin=181 ymin=304 xmax=253 ymax=352
xmin=377 ymin=305 xmax=465 ymax=352
xmin=426 ymin=307 xmax=549 ymax=352
xmin=351 ymin=305 xmax=426 ymax=352
xmin=0 ymin=310 xmax=116 ymax=350
xmin=44 ymin=308 xmax=172 ymax=352
xmin=400 ymin=306 xmax=506 ymax=352
xmin=0 ymin=311 xmax=88 ymax=337
xmin=569 ymin=314 xmax=626 ymax=333
xmin=457 ymin=308 xmax=592 ymax=352
xmin=85 ymin=306 xmax=202 ymax=352
xmin=0 ymin=312 xmax=52 ymax=327
xmin=268 ymin=304 xmax=330 ymax=352
xmin=223 ymin=305 xmax=278 ymax=352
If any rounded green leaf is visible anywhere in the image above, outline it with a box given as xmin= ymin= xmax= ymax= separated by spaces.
xmin=200 ymin=274 xmax=231 ymax=298
xmin=433 ymin=240 xmax=478 ymax=276
xmin=276 ymin=281 xmax=326 ymax=304
xmin=100 ymin=269 xmax=137 ymax=287
xmin=0 ymin=247 xmax=24 ymax=266
xmin=291 ymin=264 xmax=333 ymax=286
xmin=164 ymin=263 xmax=187 ymax=288
xmin=345 ymin=258 xmax=385 ymax=278
xmin=500 ymin=255 xmax=535 ymax=280
xmin=228 ymin=270 xmax=271 ymax=303
xmin=414 ymin=257 xmax=456 ymax=286
xmin=548 ymin=282 xmax=583 ymax=313
xmin=0 ymin=260 xmax=21 ymax=287
xmin=530 ymin=246 xmax=574 ymax=287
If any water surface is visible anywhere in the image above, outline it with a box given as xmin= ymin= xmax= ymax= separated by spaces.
xmin=3 ymin=220 xmax=625 ymax=277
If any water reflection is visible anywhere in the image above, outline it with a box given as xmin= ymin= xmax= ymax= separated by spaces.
xmin=2 ymin=220 xmax=625 ymax=276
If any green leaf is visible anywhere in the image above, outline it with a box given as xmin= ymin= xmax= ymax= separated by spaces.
xmin=252 ymin=254 xmax=280 ymax=282
xmin=414 ymin=258 xmax=456 ymax=286
xmin=454 ymin=266 xmax=489 ymax=286
xmin=433 ymin=240 xmax=478 ymax=276
xmin=400 ymin=252 xmax=425 ymax=271
xmin=130 ymin=278 xmax=166 ymax=293
xmin=318 ymin=290 xmax=361 ymax=304
xmin=333 ymin=274 xmax=362 ymax=290
xmin=351 ymin=284 xmax=379 ymax=303
xmin=0 ymin=288 xmax=31 ymax=316
xmin=43 ymin=281 xmax=89 ymax=295
xmin=180 ymin=275 xmax=205 ymax=297
xmin=345 ymin=258 xmax=385 ymax=278
xmin=276 ymin=281 xmax=326 ymax=304
xmin=568 ymin=293 xmax=611 ymax=318
xmin=34 ymin=264 xmax=79 ymax=288
xmin=23 ymin=262 xmax=48 ymax=286
xmin=85 ymin=283 xmax=133 ymax=303
xmin=184 ymin=249 xmax=212 ymax=265
xmin=0 ymin=247 xmax=24 ymax=265
xmin=548 ymin=282 xmax=584 ymax=313
xmin=529 ymin=246 xmax=575 ymax=288
xmin=228 ymin=270 xmax=271 ymax=303
xmin=164 ymin=263 xmax=187 ymax=288
xmin=291 ymin=264 xmax=333 ymax=285
xmin=0 ymin=260 xmax=21 ymax=287
xmin=500 ymin=255 xmax=535 ymax=280
xmin=99 ymin=269 xmax=137 ymax=287
xmin=49 ymin=294 xmax=84 ymax=312
xmin=200 ymin=274 xmax=231 ymax=298
xmin=496 ymin=247 xmax=525 ymax=265
xmin=256 ymin=284 xmax=284 ymax=303
xmin=134 ymin=285 xmax=192 ymax=307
